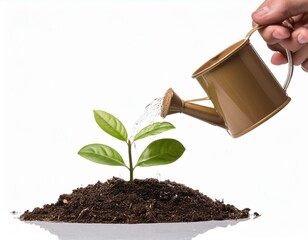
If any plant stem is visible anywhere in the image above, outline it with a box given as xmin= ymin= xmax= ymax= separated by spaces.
xmin=127 ymin=140 xmax=134 ymax=183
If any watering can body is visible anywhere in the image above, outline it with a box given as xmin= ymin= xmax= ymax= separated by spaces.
xmin=161 ymin=26 xmax=293 ymax=138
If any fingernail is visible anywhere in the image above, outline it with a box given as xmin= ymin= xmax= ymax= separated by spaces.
xmin=255 ymin=6 xmax=270 ymax=16
xmin=298 ymin=34 xmax=308 ymax=44
xmin=272 ymin=31 xmax=288 ymax=40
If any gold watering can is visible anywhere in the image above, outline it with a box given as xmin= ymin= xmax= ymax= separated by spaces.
xmin=161 ymin=26 xmax=294 ymax=138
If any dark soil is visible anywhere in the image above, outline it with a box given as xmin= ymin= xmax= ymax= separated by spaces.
xmin=20 ymin=177 xmax=250 ymax=224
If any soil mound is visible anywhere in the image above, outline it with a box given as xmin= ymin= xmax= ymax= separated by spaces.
xmin=20 ymin=177 xmax=250 ymax=223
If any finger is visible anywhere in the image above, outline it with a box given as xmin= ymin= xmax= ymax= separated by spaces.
xmin=278 ymin=27 xmax=308 ymax=52
xmin=292 ymin=44 xmax=308 ymax=66
xmin=271 ymin=52 xmax=288 ymax=65
xmin=258 ymin=25 xmax=291 ymax=45
xmin=266 ymin=42 xmax=285 ymax=53
xmin=252 ymin=0 xmax=308 ymax=25
xmin=302 ymin=60 xmax=308 ymax=72
xmin=295 ymin=25 xmax=308 ymax=44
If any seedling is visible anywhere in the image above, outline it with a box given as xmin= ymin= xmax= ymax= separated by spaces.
xmin=78 ymin=110 xmax=185 ymax=183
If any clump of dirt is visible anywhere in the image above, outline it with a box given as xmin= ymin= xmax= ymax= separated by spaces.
xmin=20 ymin=177 xmax=250 ymax=224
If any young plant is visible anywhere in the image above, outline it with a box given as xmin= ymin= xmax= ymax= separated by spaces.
xmin=78 ymin=110 xmax=185 ymax=183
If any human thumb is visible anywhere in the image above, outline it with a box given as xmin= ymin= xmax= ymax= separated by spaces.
xmin=252 ymin=0 xmax=308 ymax=25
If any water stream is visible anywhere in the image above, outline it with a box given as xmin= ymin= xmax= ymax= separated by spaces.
xmin=129 ymin=97 xmax=164 ymax=141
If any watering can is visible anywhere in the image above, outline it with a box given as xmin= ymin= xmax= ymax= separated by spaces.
xmin=161 ymin=25 xmax=294 ymax=138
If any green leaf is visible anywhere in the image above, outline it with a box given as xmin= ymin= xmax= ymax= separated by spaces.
xmin=93 ymin=110 xmax=128 ymax=142
xmin=135 ymin=138 xmax=185 ymax=167
xmin=78 ymin=144 xmax=127 ymax=167
xmin=133 ymin=122 xmax=175 ymax=142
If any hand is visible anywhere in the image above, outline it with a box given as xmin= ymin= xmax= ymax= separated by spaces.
xmin=251 ymin=0 xmax=308 ymax=72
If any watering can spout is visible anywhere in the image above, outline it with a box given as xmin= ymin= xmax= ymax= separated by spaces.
xmin=160 ymin=88 xmax=227 ymax=129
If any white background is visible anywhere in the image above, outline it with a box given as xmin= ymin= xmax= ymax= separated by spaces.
xmin=1 ymin=0 xmax=308 ymax=239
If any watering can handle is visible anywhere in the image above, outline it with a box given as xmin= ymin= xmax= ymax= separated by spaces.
xmin=245 ymin=25 xmax=294 ymax=92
